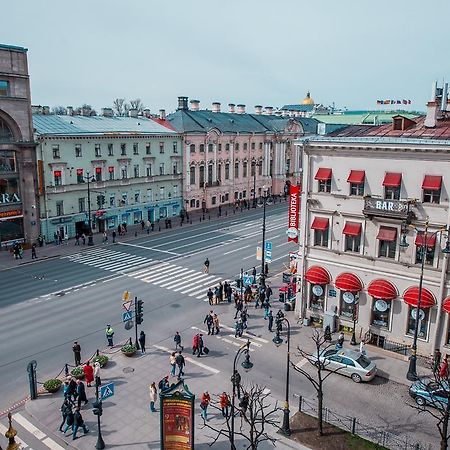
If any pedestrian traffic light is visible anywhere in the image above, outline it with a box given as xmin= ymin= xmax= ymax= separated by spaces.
xmin=92 ymin=400 xmax=103 ymax=416
xmin=136 ymin=299 xmax=144 ymax=324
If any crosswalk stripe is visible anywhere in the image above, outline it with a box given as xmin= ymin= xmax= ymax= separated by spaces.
xmin=175 ymin=274 xmax=211 ymax=292
xmin=220 ymin=324 xmax=269 ymax=343
xmin=187 ymin=277 xmax=223 ymax=296
xmin=130 ymin=262 xmax=170 ymax=277
xmin=14 ymin=413 xmax=46 ymax=440
xmin=159 ymin=270 xmax=196 ymax=288
xmin=152 ymin=267 xmax=191 ymax=284
xmin=190 ymin=326 xmax=256 ymax=351
xmin=140 ymin=265 xmax=179 ymax=282
xmin=42 ymin=437 xmax=65 ymax=450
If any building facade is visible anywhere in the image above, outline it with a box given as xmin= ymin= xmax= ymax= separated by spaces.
xmin=296 ymin=85 xmax=450 ymax=356
xmin=0 ymin=44 xmax=38 ymax=247
xmin=34 ymin=112 xmax=183 ymax=241
xmin=168 ymin=97 xmax=317 ymax=212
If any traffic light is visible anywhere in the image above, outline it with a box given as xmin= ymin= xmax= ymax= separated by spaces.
xmin=136 ymin=299 xmax=144 ymax=324
xmin=97 ymin=194 xmax=105 ymax=208
xmin=92 ymin=400 xmax=103 ymax=416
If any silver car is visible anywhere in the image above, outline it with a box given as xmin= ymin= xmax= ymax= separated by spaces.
xmin=314 ymin=348 xmax=377 ymax=383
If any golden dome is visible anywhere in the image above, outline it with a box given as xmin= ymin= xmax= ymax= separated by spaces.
xmin=301 ymin=91 xmax=314 ymax=105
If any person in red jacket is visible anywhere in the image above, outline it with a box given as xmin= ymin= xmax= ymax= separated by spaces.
xmin=439 ymin=355 xmax=449 ymax=379
xmin=192 ymin=334 xmax=199 ymax=356
xmin=83 ymin=361 xmax=94 ymax=387
xmin=219 ymin=392 xmax=230 ymax=417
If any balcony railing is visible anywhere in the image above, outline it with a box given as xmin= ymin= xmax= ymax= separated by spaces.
xmin=363 ymin=197 xmax=414 ymax=221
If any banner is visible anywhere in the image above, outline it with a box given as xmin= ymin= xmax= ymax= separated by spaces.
xmin=287 ymin=184 xmax=300 ymax=243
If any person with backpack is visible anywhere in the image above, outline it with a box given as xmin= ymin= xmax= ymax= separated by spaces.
xmin=158 ymin=376 xmax=170 ymax=392
xmin=72 ymin=407 xmax=89 ymax=440
xmin=175 ymin=351 xmax=186 ymax=380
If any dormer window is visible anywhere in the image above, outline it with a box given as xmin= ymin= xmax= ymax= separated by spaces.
xmin=392 ymin=115 xmax=416 ymax=131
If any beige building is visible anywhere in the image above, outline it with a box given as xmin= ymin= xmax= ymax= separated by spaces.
xmin=296 ymin=83 xmax=450 ymax=356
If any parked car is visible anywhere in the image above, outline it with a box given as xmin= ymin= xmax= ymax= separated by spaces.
xmin=312 ymin=348 xmax=377 ymax=383
xmin=409 ymin=378 xmax=449 ymax=408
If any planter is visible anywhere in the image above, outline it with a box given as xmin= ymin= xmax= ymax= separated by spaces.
xmin=121 ymin=344 xmax=137 ymax=357
xmin=70 ymin=367 xmax=85 ymax=379
xmin=43 ymin=379 xmax=62 ymax=393
xmin=122 ymin=351 xmax=136 ymax=357
xmin=91 ymin=355 xmax=109 ymax=368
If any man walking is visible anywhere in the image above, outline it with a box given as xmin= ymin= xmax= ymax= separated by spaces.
xmin=268 ymin=310 xmax=274 ymax=332
xmin=197 ymin=334 xmax=204 ymax=357
xmin=174 ymin=331 xmax=183 ymax=351
xmin=106 ymin=325 xmax=114 ymax=347
xmin=112 ymin=230 xmax=116 ymax=243
xmin=139 ymin=330 xmax=146 ymax=354
xmin=204 ymin=257 xmax=210 ymax=274
xmin=204 ymin=311 xmax=214 ymax=335
xmin=72 ymin=342 xmax=81 ymax=367
xmin=175 ymin=351 xmax=185 ymax=380
xmin=207 ymin=288 xmax=214 ymax=305
xmin=31 ymin=243 xmax=37 ymax=259
xmin=76 ymin=379 xmax=88 ymax=408
xmin=72 ymin=407 xmax=89 ymax=440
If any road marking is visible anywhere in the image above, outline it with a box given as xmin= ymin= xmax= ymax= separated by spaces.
xmin=190 ymin=326 xmax=256 ymax=351
xmin=159 ymin=269 xmax=196 ymax=287
xmin=118 ymin=242 xmax=181 ymax=255
xmin=153 ymin=345 xmax=220 ymax=374
xmin=42 ymin=437 xmax=65 ymax=450
xmin=172 ymin=273 xmax=210 ymax=291
xmin=219 ymin=324 xmax=269 ymax=343
xmin=224 ymin=245 xmax=250 ymax=255
xmin=0 ymin=422 xmax=28 ymax=448
xmin=242 ymin=254 xmax=255 ymax=260
xmin=295 ymin=358 xmax=309 ymax=369
xmin=14 ymin=413 xmax=46 ymax=439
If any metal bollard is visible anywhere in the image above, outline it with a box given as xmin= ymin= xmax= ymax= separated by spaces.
xmin=27 ymin=360 xmax=38 ymax=400
xmin=351 ymin=417 xmax=356 ymax=435
xmin=96 ymin=349 xmax=100 ymax=356
xmin=298 ymin=395 xmax=302 ymax=412
xmin=64 ymin=363 xmax=69 ymax=376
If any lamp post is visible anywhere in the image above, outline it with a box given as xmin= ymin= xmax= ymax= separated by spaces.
xmin=252 ymin=160 xmax=260 ymax=208
xmin=83 ymin=171 xmax=96 ymax=246
xmin=231 ymin=340 xmax=253 ymax=450
xmin=350 ymin=296 xmax=359 ymax=346
xmin=273 ymin=317 xmax=291 ymax=435
xmin=257 ymin=189 xmax=271 ymax=287
xmin=240 ymin=268 xmax=244 ymax=301
xmin=93 ymin=379 xmax=105 ymax=449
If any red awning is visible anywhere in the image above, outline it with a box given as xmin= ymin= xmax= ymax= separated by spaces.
xmin=342 ymin=221 xmax=361 ymax=236
xmin=368 ymin=279 xmax=397 ymax=300
xmin=314 ymin=168 xmax=332 ymax=181
xmin=335 ymin=272 xmax=363 ymax=292
xmin=403 ymin=286 xmax=436 ymax=308
xmin=422 ymin=175 xmax=442 ymax=191
xmin=383 ymin=172 xmax=402 ymax=187
xmin=311 ymin=217 xmax=329 ymax=231
xmin=305 ymin=266 xmax=331 ymax=285
xmin=347 ymin=170 xmax=365 ymax=184
xmin=415 ymin=233 xmax=437 ymax=247
xmin=443 ymin=296 xmax=450 ymax=314
xmin=376 ymin=226 xmax=397 ymax=241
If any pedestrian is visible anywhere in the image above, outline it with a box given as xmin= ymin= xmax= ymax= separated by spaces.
xmin=226 ymin=283 xmax=232 ymax=303
xmin=252 ymin=266 xmax=257 ymax=283
xmin=170 ymin=352 xmax=177 ymax=376
xmin=263 ymin=299 xmax=270 ymax=319
xmin=204 ymin=310 xmax=214 ymax=335
xmin=439 ymin=355 xmax=449 ymax=379
xmin=324 ymin=325 xmax=332 ymax=342
xmin=83 ymin=361 xmax=94 ymax=387
xmin=112 ymin=230 xmax=116 ymax=243
xmin=213 ymin=286 xmax=220 ymax=305
xmin=192 ymin=333 xmax=199 ymax=355
xmin=106 ymin=324 xmax=114 ymax=347
xmin=149 ymin=382 xmax=157 ymax=412
xmin=207 ymin=288 xmax=214 ymax=305
xmin=94 ymin=361 xmax=101 ymax=387
xmin=118 ymin=224 xmax=122 ymax=236
xmin=76 ymin=379 xmax=88 ymax=408
xmin=81 ymin=233 xmax=86 ymax=245
xmin=158 ymin=375 xmax=170 ymax=392
xmin=337 ymin=332 xmax=345 ymax=348
xmin=62 ymin=406 xmax=74 ymax=434
xmin=241 ymin=308 xmax=248 ymax=329
xmin=72 ymin=341 xmax=81 ymax=366
xmin=59 ymin=231 xmax=63 ymax=245
xmin=231 ymin=370 xmax=242 ymax=399
xmin=218 ymin=282 xmax=224 ymax=302
xmin=234 ymin=299 xmax=243 ymax=319
xmin=244 ymin=285 xmax=252 ymax=304
xmin=38 ymin=234 xmax=44 ymax=247
xmin=213 ymin=313 xmax=220 ymax=334
xmin=200 ymin=391 xmax=210 ymax=421
xmin=174 ymin=331 xmax=183 ymax=351
xmin=141 ymin=219 xmax=145 ymax=230
xmin=102 ymin=231 xmax=108 ymax=244
xmin=63 ymin=378 xmax=73 ymax=404
xmin=204 ymin=257 xmax=210 ymax=274
xmin=266 ymin=284 xmax=273 ymax=301
xmin=268 ymin=310 xmax=274 ymax=332
xmin=72 ymin=407 xmax=89 ymax=440
xmin=31 ymin=242 xmax=37 ymax=259
xmin=197 ymin=333 xmax=204 ymax=357
xmin=433 ymin=349 xmax=442 ymax=373
xmin=219 ymin=392 xmax=231 ymax=417
xmin=175 ymin=351 xmax=185 ymax=379
xmin=235 ymin=318 xmax=243 ymax=337
xmin=59 ymin=399 xmax=72 ymax=432
xmin=75 ymin=233 xmax=80 ymax=245
xmin=137 ymin=330 xmax=146 ymax=354
xmin=64 ymin=233 xmax=69 ymax=245
xmin=359 ymin=341 xmax=367 ymax=356
xmin=122 ymin=222 xmax=127 ymax=233
xmin=67 ymin=377 xmax=78 ymax=404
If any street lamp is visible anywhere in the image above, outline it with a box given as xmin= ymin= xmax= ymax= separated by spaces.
xmin=251 ymin=160 xmax=261 ymax=208
xmin=257 ymin=188 xmax=272 ymax=287
xmin=399 ymin=220 xmax=450 ymax=380
xmin=272 ymin=317 xmax=291 ymax=435
xmin=350 ymin=295 xmax=359 ymax=346
xmin=231 ymin=340 xmax=253 ymax=450
xmin=93 ymin=378 xmax=105 ymax=449
xmin=83 ymin=171 xmax=96 ymax=246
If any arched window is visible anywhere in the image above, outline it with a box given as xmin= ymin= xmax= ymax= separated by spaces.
xmin=0 ymin=118 xmax=13 ymax=142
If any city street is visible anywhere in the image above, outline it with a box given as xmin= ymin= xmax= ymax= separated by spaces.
xmin=0 ymin=203 xmax=439 ymax=449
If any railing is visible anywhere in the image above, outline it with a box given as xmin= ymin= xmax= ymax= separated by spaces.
xmin=366 ymin=331 xmax=411 ymax=356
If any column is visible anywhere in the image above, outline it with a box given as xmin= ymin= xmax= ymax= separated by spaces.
xmin=213 ymin=143 xmax=217 ymax=182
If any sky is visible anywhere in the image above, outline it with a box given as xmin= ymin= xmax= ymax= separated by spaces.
xmin=2 ymin=0 xmax=450 ymax=114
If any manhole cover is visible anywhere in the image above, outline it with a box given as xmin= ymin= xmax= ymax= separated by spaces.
xmin=170 ymin=303 xmax=181 ymax=308
xmin=123 ymin=367 xmax=135 ymax=374
xmin=54 ymin=292 xmax=66 ymax=297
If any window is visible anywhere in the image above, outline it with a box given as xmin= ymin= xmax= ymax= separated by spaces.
xmin=133 ymin=164 xmax=140 ymax=178
xmin=423 ymin=189 xmax=441 ymax=204
xmin=75 ymin=145 xmax=82 ymax=157
xmin=234 ymin=191 xmax=239 ymax=200
xmin=95 ymin=144 xmax=101 ymax=157
xmin=315 ymin=168 xmax=332 ymax=193
xmin=159 ymin=163 xmax=165 ymax=175
xmin=78 ymin=198 xmax=85 ymax=213
xmin=422 ymin=175 xmax=442 ymax=204
xmin=415 ymin=233 xmax=436 ymax=265
xmin=225 ymin=143 xmax=230 ymax=151
xmin=109 ymin=194 xmax=115 ymax=207
xmin=76 ymin=169 xmax=84 ymax=183
xmin=146 ymin=164 xmax=152 ymax=177
xmin=309 ymin=284 xmax=325 ymax=311
xmin=385 ymin=186 xmax=400 ymax=200
xmin=159 ymin=142 xmax=165 ymax=154
xmin=132 ymin=143 xmax=138 ymax=155
xmin=235 ymin=143 xmax=240 ymax=151
xmin=135 ymin=191 xmax=140 ymax=203
xmin=173 ymin=185 xmax=178 ymax=197
xmin=339 ymin=292 xmax=356 ymax=319
xmin=343 ymin=222 xmax=362 ymax=253
xmin=407 ymin=306 xmax=429 ymax=340
xmin=145 ymin=143 xmax=151 ymax=155
xmin=243 ymin=161 xmax=248 ymax=178
xmin=218 ymin=144 xmax=222 ymax=152
xmin=258 ymin=163 xmax=262 ymax=176
xmin=189 ymin=144 xmax=195 ymax=154
xmin=0 ymin=80 xmax=9 ymax=96
xmin=259 ymin=142 xmax=263 ymax=150
xmin=377 ymin=226 xmax=397 ymax=258
xmin=173 ymin=162 xmax=178 ymax=174
xmin=190 ymin=166 xmax=195 ymax=185
xmin=56 ymin=200 xmax=64 ymax=216
xmin=212 ymin=196 xmax=217 ymax=205
xmin=199 ymin=166 xmax=205 ymax=187
xmin=269 ymin=159 xmax=273 ymax=177
xmin=371 ymin=299 xmax=391 ymax=328
xmin=190 ymin=199 xmax=196 ymax=207
xmin=199 ymin=144 xmax=205 ymax=153
xmin=311 ymin=217 xmax=329 ymax=247
xmin=0 ymin=150 xmax=16 ymax=171
xmin=52 ymin=145 xmax=60 ymax=159
xmin=173 ymin=142 xmax=178 ymax=153
xmin=251 ymin=162 xmax=256 ymax=177
xmin=108 ymin=166 xmax=115 ymax=180
xmin=348 ymin=170 xmax=365 ymax=196
xmin=121 ymin=192 xmax=128 ymax=205
xmin=225 ymin=193 xmax=229 ymax=202
xmin=234 ymin=162 xmax=239 ymax=179
xmin=108 ymin=143 xmax=114 ymax=156
xmin=207 ymin=164 xmax=213 ymax=184
xmin=225 ymin=163 xmax=230 ymax=180
xmin=147 ymin=189 xmax=153 ymax=201
xmin=350 ymin=182 xmax=364 ymax=196
xmin=95 ymin=167 xmax=102 ymax=181
xmin=121 ymin=166 xmax=128 ymax=179
xmin=217 ymin=163 xmax=222 ymax=181
xmin=160 ymin=187 xmax=165 ymax=199
xmin=208 ymin=143 xmax=213 ymax=153
xmin=54 ymin=170 xmax=62 ymax=186
xmin=120 ymin=143 xmax=126 ymax=156
xmin=243 ymin=143 xmax=248 ymax=151
xmin=243 ymin=190 xmax=247 ymax=198
xmin=251 ymin=142 xmax=255 ymax=150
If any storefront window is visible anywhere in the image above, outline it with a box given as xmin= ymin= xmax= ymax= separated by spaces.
xmin=0 ymin=217 xmax=23 ymax=242
xmin=0 ymin=150 xmax=16 ymax=172
xmin=309 ymin=284 xmax=325 ymax=311
xmin=0 ymin=118 xmax=13 ymax=142
xmin=339 ymin=292 xmax=356 ymax=319
xmin=371 ymin=299 xmax=391 ymax=328
xmin=406 ymin=306 xmax=429 ymax=340
xmin=133 ymin=211 xmax=142 ymax=224
xmin=0 ymin=178 xmax=20 ymax=204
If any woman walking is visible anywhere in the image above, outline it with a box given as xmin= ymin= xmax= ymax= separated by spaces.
xmin=170 ymin=352 xmax=177 ymax=377
xmin=149 ymin=382 xmax=157 ymax=412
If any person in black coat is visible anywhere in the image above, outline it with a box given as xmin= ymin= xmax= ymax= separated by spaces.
xmin=59 ymin=400 xmax=72 ymax=432
xmin=67 ymin=377 xmax=78 ymax=404
xmin=62 ymin=407 xmax=74 ymax=434
xmin=76 ymin=380 xmax=88 ymax=408
xmin=72 ymin=407 xmax=89 ymax=440
xmin=139 ymin=330 xmax=146 ymax=354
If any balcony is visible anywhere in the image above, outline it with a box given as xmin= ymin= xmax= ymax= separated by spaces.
xmin=205 ymin=181 xmax=220 ymax=188
xmin=363 ymin=197 xmax=414 ymax=221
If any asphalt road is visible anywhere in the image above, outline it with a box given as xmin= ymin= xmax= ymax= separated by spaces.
xmin=0 ymin=202 xmax=439 ymax=449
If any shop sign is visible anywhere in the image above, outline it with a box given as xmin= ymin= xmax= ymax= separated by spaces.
xmin=328 ymin=289 xmax=337 ymax=298
xmin=375 ymin=299 xmax=389 ymax=312
xmin=342 ymin=292 xmax=355 ymax=304
xmin=411 ymin=308 xmax=425 ymax=321
xmin=312 ymin=285 xmax=324 ymax=297
xmin=0 ymin=208 xmax=22 ymax=219
xmin=287 ymin=184 xmax=300 ymax=243
xmin=0 ymin=192 xmax=21 ymax=204
xmin=363 ymin=198 xmax=409 ymax=219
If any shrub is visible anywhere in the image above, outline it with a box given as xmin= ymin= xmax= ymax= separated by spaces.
xmin=43 ymin=379 xmax=62 ymax=392
xmin=71 ymin=366 xmax=85 ymax=378
xmin=91 ymin=354 xmax=109 ymax=367
xmin=121 ymin=344 xmax=137 ymax=354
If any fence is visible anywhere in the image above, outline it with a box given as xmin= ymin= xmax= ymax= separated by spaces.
xmin=295 ymin=394 xmax=433 ymax=450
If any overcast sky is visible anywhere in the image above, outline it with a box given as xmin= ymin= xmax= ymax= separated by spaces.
xmin=2 ymin=0 xmax=450 ymax=114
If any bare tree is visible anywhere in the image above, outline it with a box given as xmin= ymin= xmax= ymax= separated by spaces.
xmin=112 ymin=98 xmax=126 ymax=116
xmin=202 ymin=384 xmax=281 ymax=450
xmin=409 ymin=361 xmax=450 ymax=450
xmin=129 ymin=98 xmax=145 ymax=114
xmin=291 ymin=329 xmax=342 ymax=436
xmin=51 ymin=105 xmax=66 ymax=115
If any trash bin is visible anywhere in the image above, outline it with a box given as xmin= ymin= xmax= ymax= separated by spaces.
xmin=303 ymin=317 xmax=310 ymax=326
xmin=284 ymin=302 xmax=291 ymax=311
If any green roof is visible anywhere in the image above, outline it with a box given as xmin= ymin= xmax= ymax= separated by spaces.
xmin=0 ymin=43 xmax=27 ymax=52
xmin=312 ymin=110 xmax=423 ymax=125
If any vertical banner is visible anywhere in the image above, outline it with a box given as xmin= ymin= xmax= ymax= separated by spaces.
xmin=286 ymin=184 xmax=300 ymax=243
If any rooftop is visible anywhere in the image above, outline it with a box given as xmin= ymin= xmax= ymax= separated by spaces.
xmin=0 ymin=43 xmax=28 ymax=52
xmin=313 ymin=110 xmax=423 ymax=125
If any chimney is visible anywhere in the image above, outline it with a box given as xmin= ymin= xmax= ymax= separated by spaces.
xmin=265 ymin=106 xmax=273 ymax=115
xmin=177 ymin=96 xmax=188 ymax=110
xmin=67 ymin=106 xmax=74 ymax=116
xmin=228 ymin=103 xmax=236 ymax=113
xmin=143 ymin=108 xmax=151 ymax=118
xmin=31 ymin=105 xmax=42 ymax=115
xmin=159 ymin=109 xmax=166 ymax=120
xmin=190 ymin=100 xmax=200 ymax=111
xmin=425 ymin=81 xmax=439 ymax=128
xmin=254 ymin=105 xmax=263 ymax=115
xmin=236 ymin=104 xmax=246 ymax=114
xmin=102 ymin=107 xmax=113 ymax=117
xmin=212 ymin=102 xmax=221 ymax=113
xmin=43 ymin=106 xmax=50 ymax=115
xmin=441 ymin=83 xmax=448 ymax=111
xmin=128 ymin=108 xmax=138 ymax=118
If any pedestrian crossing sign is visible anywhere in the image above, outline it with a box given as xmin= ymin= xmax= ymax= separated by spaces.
xmin=100 ymin=382 xmax=115 ymax=400
xmin=122 ymin=311 xmax=133 ymax=322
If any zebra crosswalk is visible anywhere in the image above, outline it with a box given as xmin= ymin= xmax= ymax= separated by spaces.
xmin=63 ymin=248 xmax=234 ymax=300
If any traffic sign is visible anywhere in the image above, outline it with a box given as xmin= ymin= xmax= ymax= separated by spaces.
xmin=122 ymin=301 xmax=132 ymax=311
xmin=100 ymin=382 xmax=115 ymax=400
xmin=122 ymin=311 xmax=133 ymax=322
xmin=265 ymin=241 xmax=273 ymax=263
xmin=124 ymin=320 xmax=133 ymax=330
xmin=243 ymin=274 xmax=253 ymax=286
